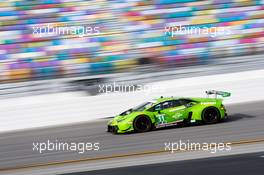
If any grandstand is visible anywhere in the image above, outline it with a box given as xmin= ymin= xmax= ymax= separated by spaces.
xmin=0 ymin=0 xmax=263 ymax=82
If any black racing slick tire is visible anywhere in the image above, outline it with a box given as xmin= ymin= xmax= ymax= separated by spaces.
xmin=133 ymin=116 xmax=152 ymax=133
xmin=202 ymin=107 xmax=220 ymax=124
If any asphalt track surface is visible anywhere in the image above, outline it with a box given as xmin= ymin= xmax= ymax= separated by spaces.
xmin=0 ymin=101 xmax=263 ymax=172
xmin=62 ymin=151 xmax=264 ymax=175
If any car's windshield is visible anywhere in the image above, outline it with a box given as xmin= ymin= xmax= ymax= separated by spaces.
xmin=133 ymin=101 xmax=154 ymax=111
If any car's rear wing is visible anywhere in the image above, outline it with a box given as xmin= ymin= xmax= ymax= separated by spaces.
xmin=206 ymin=90 xmax=231 ymax=98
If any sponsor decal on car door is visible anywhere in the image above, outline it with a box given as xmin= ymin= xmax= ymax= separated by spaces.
xmin=155 ymin=100 xmax=186 ymax=127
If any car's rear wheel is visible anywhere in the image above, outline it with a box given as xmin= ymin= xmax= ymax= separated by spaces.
xmin=202 ymin=107 xmax=220 ymax=124
xmin=133 ymin=116 xmax=152 ymax=133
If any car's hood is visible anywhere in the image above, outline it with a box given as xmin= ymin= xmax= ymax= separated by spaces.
xmin=110 ymin=111 xmax=142 ymax=124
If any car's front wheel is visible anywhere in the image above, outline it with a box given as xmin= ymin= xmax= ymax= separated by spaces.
xmin=133 ymin=116 xmax=152 ymax=133
xmin=202 ymin=107 xmax=220 ymax=124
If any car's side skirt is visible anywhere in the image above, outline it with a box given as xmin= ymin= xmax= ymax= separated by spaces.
xmin=155 ymin=120 xmax=184 ymax=128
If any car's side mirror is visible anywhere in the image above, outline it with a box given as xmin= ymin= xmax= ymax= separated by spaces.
xmin=155 ymin=106 xmax=161 ymax=113
xmin=186 ymin=102 xmax=196 ymax=107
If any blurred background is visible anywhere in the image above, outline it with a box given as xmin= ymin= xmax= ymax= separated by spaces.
xmin=0 ymin=1 xmax=264 ymax=172
xmin=0 ymin=0 xmax=263 ymax=97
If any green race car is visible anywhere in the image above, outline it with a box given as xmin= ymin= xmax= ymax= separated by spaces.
xmin=107 ymin=90 xmax=231 ymax=134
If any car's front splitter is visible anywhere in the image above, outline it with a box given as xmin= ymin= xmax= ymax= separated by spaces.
xmin=107 ymin=124 xmax=133 ymax=134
